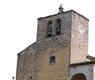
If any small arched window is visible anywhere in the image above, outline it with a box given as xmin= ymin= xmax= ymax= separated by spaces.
xmin=49 ymin=52 xmax=56 ymax=65
xmin=50 ymin=56 xmax=56 ymax=64
xmin=47 ymin=21 xmax=52 ymax=37
xmin=56 ymin=19 xmax=61 ymax=35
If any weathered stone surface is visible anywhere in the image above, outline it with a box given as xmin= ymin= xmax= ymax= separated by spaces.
xmin=70 ymin=11 xmax=88 ymax=63
xmin=16 ymin=37 xmax=70 ymax=80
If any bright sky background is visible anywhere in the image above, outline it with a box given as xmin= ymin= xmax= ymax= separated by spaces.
xmin=0 ymin=0 xmax=95 ymax=80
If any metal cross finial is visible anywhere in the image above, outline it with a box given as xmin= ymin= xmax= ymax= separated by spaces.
xmin=58 ymin=4 xmax=64 ymax=13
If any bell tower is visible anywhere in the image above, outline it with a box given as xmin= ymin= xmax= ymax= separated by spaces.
xmin=37 ymin=6 xmax=89 ymax=64
xmin=16 ymin=6 xmax=89 ymax=80
xmin=37 ymin=5 xmax=72 ymax=41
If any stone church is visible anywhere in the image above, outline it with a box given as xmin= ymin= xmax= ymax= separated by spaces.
xmin=16 ymin=5 xmax=95 ymax=80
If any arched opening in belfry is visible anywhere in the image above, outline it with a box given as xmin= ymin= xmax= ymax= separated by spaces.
xmin=47 ymin=21 xmax=52 ymax=37
xmin=56 ymin=19 xmax=61 ymax=35
xmin=71 ymin=73 xmax=87 ymax=80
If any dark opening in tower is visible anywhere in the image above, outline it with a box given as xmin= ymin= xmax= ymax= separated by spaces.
xmin=47 ymin=21 xmax=52 ymax=37
xmin=56 ymin=19 xmax=61 ymax=35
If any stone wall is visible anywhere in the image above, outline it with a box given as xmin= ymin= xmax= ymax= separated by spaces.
xmin=70 ymin=11 xmax=89 ymax=63
xmin=16 ymin=37 xmax=70 ymax=80
xmin=16 ymin=44 xmax=36 ymax=80
xmin=35 ymin=38 xmax=70 ymax=80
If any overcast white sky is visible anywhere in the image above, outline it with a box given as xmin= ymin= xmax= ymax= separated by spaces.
xmin=0 ymin=0 xmax=95 ymax=80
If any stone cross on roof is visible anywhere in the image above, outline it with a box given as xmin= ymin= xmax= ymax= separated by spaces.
xmin=58 ymin=4 xmax=64 ymax=13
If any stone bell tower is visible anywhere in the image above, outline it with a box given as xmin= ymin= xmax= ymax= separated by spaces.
xmin=37 ymin=5 xmax=88 ymax=64
xmin=16 ymin=5 xmax=89 ymax=80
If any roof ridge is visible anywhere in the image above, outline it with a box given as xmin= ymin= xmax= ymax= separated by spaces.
xmin=38 ymin=10 xmax=89 ymax=21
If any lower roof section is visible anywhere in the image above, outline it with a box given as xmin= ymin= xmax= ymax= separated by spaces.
xmin=70 ymin=60 xmax=95 ymax=66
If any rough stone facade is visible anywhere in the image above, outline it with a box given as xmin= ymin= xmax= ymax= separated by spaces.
xmin=70 ymin=11 xmax=88 ymax=63
xmin=16 ymin=36 xmax=70 ymax=80
xmin=16 ymin=10 xmax=93 ymax=80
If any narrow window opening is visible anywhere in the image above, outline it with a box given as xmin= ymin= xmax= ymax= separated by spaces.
xmin=49 ymin=56 xmax=56 ymax=65
xmin=47 ymin=21 xmax=52 ymax=37
xmin=56 ymin=19 xmax=61 ymax=35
